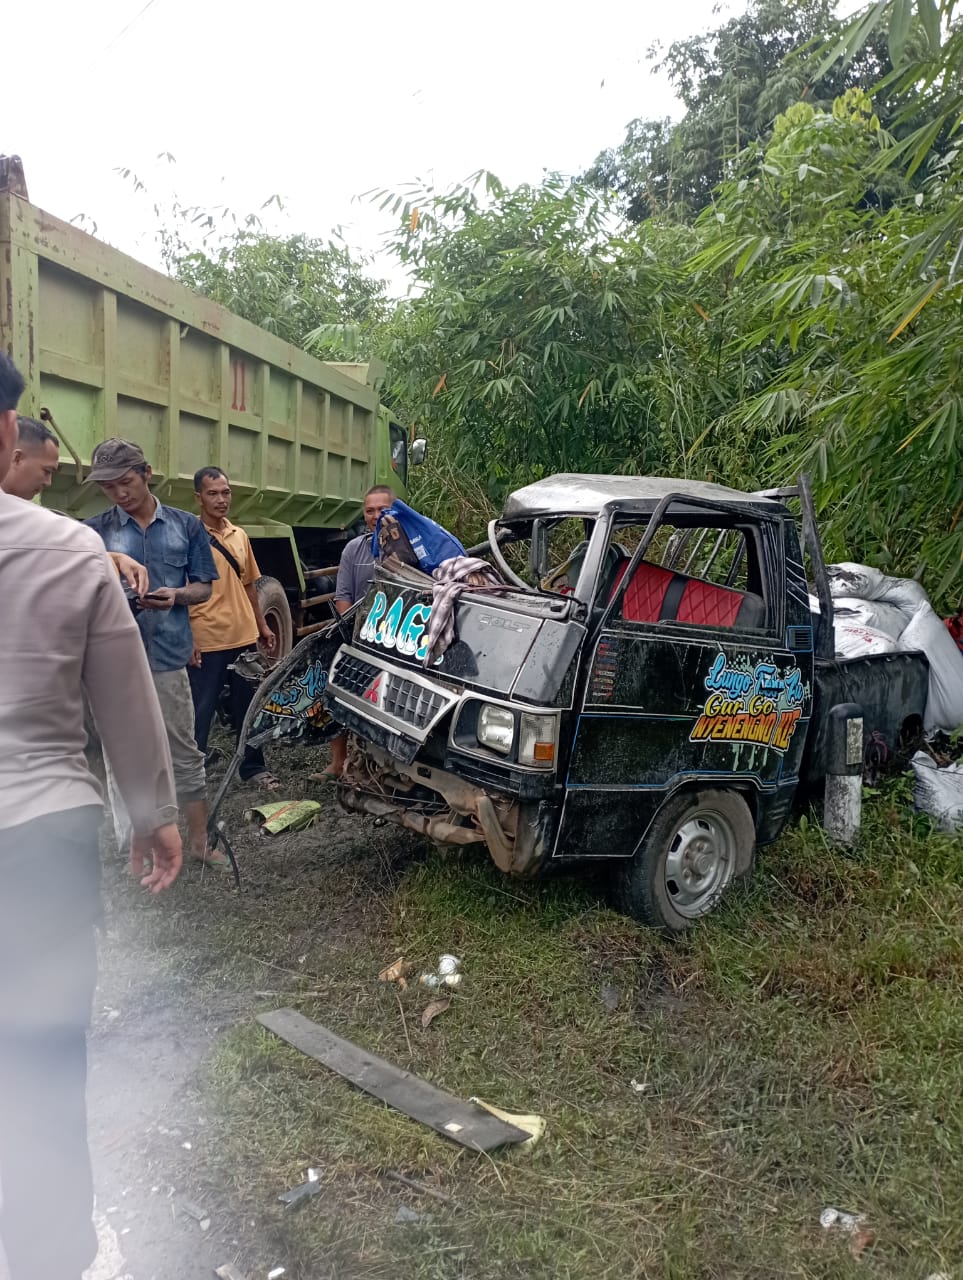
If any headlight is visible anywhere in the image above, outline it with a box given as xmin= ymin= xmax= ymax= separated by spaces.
xmin=518 ymin=712 xmax=557 ymax=768
xmin=477 ymin=704 xmax=515 ymax=755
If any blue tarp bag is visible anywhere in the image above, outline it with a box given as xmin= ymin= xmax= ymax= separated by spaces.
xmin=372 ymin=500 xmax=466 ymax=575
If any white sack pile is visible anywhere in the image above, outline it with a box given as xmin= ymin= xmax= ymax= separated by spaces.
xmin=815 ymin=562 xmax=963 ymax=734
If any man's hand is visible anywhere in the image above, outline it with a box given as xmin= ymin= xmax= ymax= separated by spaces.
xmin=109 ymin=552 xmax=150 ymax=597
xmin=258 ymin=624 xmax=278 ymax=654
xmin=130 ymin=823 xmax=183 ymax=892
xmin=189 ymin=646 xmax=203 ymax=668
xmin=139 ymin=586 xmax=178 ymax=611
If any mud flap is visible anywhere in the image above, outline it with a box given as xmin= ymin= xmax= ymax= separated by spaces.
xmin=206 ymin=612 xmax=354 ymax=876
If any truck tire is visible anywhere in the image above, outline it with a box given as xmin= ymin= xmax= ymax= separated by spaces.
xmin=255 ymin=575 xmax=293 ymax=660
xmin=616 ymin=789 xmax=754 ymax=934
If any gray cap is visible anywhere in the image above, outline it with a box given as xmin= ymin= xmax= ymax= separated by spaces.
xmin=87 ymin=438 xmax=148 ymax=482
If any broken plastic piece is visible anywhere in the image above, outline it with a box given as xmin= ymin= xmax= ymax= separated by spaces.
xmin=268 ymin=1269 xmax=286 ymax=1279
xmin=394 ymin=1204 xmax=433 ymax=1225
xmin=379 ymin=957 xmax=410 ymax=986
xmin=469 ymin=1097 xmax=546 ymax=1151
xmin=277 ymin=1178 xmax=323 ymax=1210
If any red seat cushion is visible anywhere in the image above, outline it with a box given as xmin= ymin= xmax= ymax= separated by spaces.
xmin=677 ymin=578 xmax=744 ymax=628
xmin=621 ymin=562 xmax=674 ymax=622
xmin=617 ymin=560 xmax=759 ymax=629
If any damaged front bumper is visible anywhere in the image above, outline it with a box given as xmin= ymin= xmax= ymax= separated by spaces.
xmin=338 ymin=739 xmax=551 ymax=877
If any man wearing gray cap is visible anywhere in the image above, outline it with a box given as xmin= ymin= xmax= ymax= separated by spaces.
xmin=85 ymin=439 xmax=223 ymax=865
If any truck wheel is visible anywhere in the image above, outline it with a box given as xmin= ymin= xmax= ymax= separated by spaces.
xmin=616 ymin=789 xmax=754 ymax=933
xmin=255 ymin=575 xmax=293 ymax=660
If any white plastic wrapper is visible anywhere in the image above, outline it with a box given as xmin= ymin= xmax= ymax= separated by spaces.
xmin=832 ymin=596 xmax=908 ymax=640
xmin=898 ymin=603 xmax=963 ymax=732
xmin=834 ymin=623 xmax=899 ymax=658
xmin=827 ymin=562 xmax=928 ymax=611
xmin=827 ymin=562 xmax=890 ymax=600
xmin=911 ymin=751 xmax=963 ymax=832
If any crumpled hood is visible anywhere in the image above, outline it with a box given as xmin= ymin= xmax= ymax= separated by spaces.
xmin=352 ymin=577 xmax=585 ymax=707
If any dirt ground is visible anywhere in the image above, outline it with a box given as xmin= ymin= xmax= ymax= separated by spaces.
xmin=3 ymin=735 xmax=364 ymax=1280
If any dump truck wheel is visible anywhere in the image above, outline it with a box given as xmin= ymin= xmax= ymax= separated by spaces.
xmin=255 ymin=575 xmax=293 ymax=659
xmin=616 ymin=789 xmax=754 ymax=934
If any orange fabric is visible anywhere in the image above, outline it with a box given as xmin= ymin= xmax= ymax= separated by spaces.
xmin=189 ymin=519 xmax=261 ymax=652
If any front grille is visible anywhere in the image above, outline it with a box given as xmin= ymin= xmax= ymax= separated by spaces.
xmin=332 ymin=651 xmax=380 ymax=698
xmin=383 ymin=679 xmax=446 ymax=731
xmin=331 ymin=649 xmax=448 ymax=734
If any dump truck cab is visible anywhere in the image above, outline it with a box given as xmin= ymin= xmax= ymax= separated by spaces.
xmin=324 ymin=474 xmax=826 ymax=930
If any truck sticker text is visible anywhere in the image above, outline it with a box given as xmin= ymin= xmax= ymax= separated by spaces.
xmin=690 ymin=653 xmax=805 ymax=755
xmin=360 ymin=590 xmax=432 ymax=661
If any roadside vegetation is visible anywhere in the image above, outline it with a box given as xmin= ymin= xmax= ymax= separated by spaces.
xmin=108 ymin=745 xmax=963 ymax=1280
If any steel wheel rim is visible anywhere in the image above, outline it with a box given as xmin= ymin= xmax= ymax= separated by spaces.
xmin=663 ymin=809 xmax=736 ymax=918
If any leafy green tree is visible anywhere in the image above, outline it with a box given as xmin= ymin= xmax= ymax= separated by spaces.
xmin=684 ymin=82 xmax=963 ymax=591
xmin=175 ymin=232 xmax=390 ymax=359
xmin=584 ymin=0 xmax=900 ymax=221
xmin=376 ymin=173 xmax=723 ymax=532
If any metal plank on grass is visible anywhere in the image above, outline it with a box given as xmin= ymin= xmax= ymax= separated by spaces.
xmin=257 ymin=1008 xmax=530 ymax=1152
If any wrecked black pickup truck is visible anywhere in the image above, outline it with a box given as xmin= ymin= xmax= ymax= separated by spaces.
xmin=217 ymin=474 xmax=929 ymax=931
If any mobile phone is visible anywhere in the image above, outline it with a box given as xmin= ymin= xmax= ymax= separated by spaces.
xmin=141 ymin=592 xmax=167 ymax=602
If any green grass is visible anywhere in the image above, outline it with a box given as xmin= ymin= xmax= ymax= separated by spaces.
xmin=101 ymin=750 xmax=963 ymax=1280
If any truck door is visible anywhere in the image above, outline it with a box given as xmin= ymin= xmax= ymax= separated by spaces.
xmin=554 ymin=502 xmax=814 ymax=862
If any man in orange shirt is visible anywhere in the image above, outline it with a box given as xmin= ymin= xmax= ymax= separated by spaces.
xmin=189 ymin=467 xmax=279 ymax=790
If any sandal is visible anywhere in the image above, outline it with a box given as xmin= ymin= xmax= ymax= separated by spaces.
xmin=249 ymin=771 xmax=282 ymax=792
xmin=308 ymin=769 xmax=341 ymax=784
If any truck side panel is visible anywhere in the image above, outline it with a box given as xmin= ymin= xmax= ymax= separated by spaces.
xmin=0 ymin=192 xmax=397 ymax=528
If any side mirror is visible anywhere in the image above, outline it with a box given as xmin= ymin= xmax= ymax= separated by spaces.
xmin=410 ymin=437 xmax=428 ymax=466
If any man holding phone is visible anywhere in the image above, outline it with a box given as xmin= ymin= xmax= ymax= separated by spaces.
xmin=85 ymin=439 xmax=223 ymax=865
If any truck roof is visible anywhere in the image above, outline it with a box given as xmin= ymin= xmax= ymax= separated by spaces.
xmin=502 ymin=473 xmax=784 ymax=520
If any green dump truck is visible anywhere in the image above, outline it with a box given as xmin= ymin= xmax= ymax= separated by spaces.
xmin=0 ymin=158 xmax=421 ymax=654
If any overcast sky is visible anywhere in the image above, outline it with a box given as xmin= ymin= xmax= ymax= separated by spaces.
xmin=9 ymin=0 xmax=732 ymax=288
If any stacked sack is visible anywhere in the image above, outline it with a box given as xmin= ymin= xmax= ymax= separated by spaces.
xmin=816 ymin=563 xmax=963 ymax=733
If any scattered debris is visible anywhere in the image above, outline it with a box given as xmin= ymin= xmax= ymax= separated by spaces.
xmin=421 ymin=998 xmax=450 ymax=1028
xmin=383 ymin=1170 xmax=457 ymax=1206
xmin=469 ymin=1097 xmax=546 ymax=1151
xmin=180 ymin=1200 xmax=207 ymax=1223
xmin=244 ymin=799 xmax=321 ymax=835
xmin=629 ymin=1079 xmax=650 ymax=1094
xmin=379 ymin=956 xmax=411 ymax=989
xmin=394 ymin=1204 xmax=433 ymax=1225
xmin=267 ymin=1269 xmax=286 ymax=1279
xmin=600 ymin=983 xmax=622 ymax=1011
xmin=258 ymin=1008 xmax=531 ymax=1151
xmin=214 ymin=1266 xmax=248 ymax=1280
xmin=181 ymin=1141 xmax=193 ymax=1150
xmin=420 ymin=954 xmax=463 ymax=989
xmin=820 ymin=1207 xmax=866 ymax=1232
xmin=277 ymin=1167 xmax=323 ymax=1210
xmin=911 ymin=751 xmax=963 ymax=832
xmin=820 ymin=1207 xmax=876 ymax=1258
